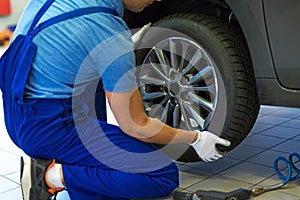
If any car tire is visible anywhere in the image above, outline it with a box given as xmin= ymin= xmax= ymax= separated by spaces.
xmin=136 ymin=13 xmax=259 ymax=162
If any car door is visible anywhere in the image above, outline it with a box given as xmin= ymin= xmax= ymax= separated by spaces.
xmin=263 ymin=0 xmax=300 ymax=89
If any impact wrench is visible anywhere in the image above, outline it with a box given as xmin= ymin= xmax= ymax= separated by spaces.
xmin=173 ymin=188 xmax=252 ymax=200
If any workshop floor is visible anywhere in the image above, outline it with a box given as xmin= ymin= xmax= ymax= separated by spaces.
xmin=1 ymin=46 xmax=300 ymax=199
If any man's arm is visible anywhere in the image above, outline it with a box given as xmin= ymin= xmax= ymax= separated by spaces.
xmin=105 ymin=88 xmax=198 ymax=145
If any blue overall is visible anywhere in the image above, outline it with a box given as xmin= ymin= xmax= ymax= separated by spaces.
xmin=0 ymin=0 xmax=179 ymax=199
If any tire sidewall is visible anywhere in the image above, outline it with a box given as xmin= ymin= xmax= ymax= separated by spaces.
xmin=137 ymin=17 xmax=234 ymax=138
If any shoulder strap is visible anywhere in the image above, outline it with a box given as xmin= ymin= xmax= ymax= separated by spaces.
xmin=29 ymin=6 xmax=118 ymax=38
xmin=27 ymin=0 xmax=55 ymax=34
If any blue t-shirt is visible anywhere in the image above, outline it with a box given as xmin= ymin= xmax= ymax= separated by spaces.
xmin=13 ymin=0 xmax=137 ymax=99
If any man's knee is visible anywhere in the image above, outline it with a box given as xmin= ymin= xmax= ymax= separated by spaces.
xmin=151 ymin=162 xmax=179 ymax=197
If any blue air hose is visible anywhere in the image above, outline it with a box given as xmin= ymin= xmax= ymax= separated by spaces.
xmin=273 ymin=152 xmax=300 ymax=186
xmin=250 ymin=152 xmax=300 ymax=196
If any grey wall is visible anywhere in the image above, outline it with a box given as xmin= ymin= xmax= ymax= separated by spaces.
xmin=0 ymin=0 xmax=29 ymax=30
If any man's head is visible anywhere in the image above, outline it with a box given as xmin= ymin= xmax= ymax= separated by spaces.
xmin=122 ymin=0 xmax=161 ymax=13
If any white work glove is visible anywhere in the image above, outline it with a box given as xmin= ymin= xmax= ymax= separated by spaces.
xmin=131 ymin=23 xmax=152 ymax=47
xmin=191 ymin=131 xmax=231 ymax=162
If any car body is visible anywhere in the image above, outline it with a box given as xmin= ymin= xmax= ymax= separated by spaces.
xmin=126 ymin=0 xmax=300 ymax=107
xmin=124 ymin=0 xmax=300 ymax=161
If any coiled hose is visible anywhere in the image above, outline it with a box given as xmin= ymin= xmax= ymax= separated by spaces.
xmin=251 ymin=152 xmax=300 ymax=196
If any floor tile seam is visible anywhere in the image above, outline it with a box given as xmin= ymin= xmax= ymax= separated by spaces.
xmin=0 ymin=170 xmax=19 ymax=177
xmin=214 ymin=162 xmax=280 ymax=186
xmin=0 ymin=147 xmax=22 ymax=157
xmin=291 ymin=138 xmax=300 ymax=142
xmin=179 ymin=187 xmax=193 ymax=193
xmin=181 ymin=172 xmax=259 ymax=191
xmin=180 ymin=179 xmax=206 ymax=191
xmin=259 ymin=132 xmax=300 ymax=140
xmin=245 ymin=160 xmax=277 ymax=169
xmin=203 ymin=159 xmax=246 ymax=175
xmin=281 ymin=189 xmax=300 ymax=197
xmin=182 ymin=158 xmax=242 ymax=175
xmin=252 ymin=123 xmax=277 ymax=133
xmin=269 ymin=122 xmax=300 ymax=131
xmin=263 ymin=112 xmax=300 ymax=119
xmin=233 ymin=143 xmax=266 ymax=151
xmin=213 ymin=172 xmax=259 ymax=187
xmin=279 ymin=119 xmax=300 ymax=127
xmin=264 ymin=110 xmax=299 ymax=116
xmin=271 ymin=148 xmax=297 ymax=154
xmin=255 ymin=120 xmax=297 ymax=131
xmin=226 ymin=145 xmax=267 ymax=161
xmin=179 ymin=171 xmax=210 ymax=179
xmin=248 ymin=124 xmax=276 ymax=134
xmin=279 ymin=125 xmax=300 ymax=131
xmin=2 ymin=175 xmax=20 ymax=186
xmin=180 ymin=172 xmax=223 ymax=191
xmin=249 ymin=131 xmax=296 ymax=140
xmin=242 ymin=135 xmax=298 ymax=153
xmin=247 ymin=154 xmax=299 ymax=172
xmin=258 ymin=109 xmax=278 ymax=116
xmin=2 ymin=174 xmax=21 ymax=185
xmin=0 ymin=186 xmax=20 ymax=195
xmin=258 ymin=113 xmax=293 ymax=121
xmin=214 ymin=173 xmax=274 ymax=188
xmin=180 ymin=163 xmax=217 ymax=174
xmin=248 ymin=145 xmax=292 ymax=155
xmin=287 ymin=133 xmax=300 ymax=140
xmin=248 ymin=171 xmax=280 ymax=189
xmin=269 ymin=134 xmax=300 ymax=148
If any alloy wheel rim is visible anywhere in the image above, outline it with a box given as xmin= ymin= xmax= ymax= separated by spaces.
xmin=138 ymin=37 xmax=218 ymax=131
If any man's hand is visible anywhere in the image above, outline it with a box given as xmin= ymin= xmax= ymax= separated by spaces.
xmin=191 ymin=131 xmax=231 ymax=162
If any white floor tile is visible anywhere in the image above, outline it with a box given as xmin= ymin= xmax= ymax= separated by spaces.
xmin=0 ymin=187 xmax=22 ymax=200
xmin=1 ymin=85 xmax=300 ymax=199
xmin=0 ymin=176 xmax=19 ymax=194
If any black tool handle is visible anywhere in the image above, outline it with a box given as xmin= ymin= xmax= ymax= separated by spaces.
xmin=173 ymin=188 xmax=252 ymax=200
xmin=195 ymin=189 xmax=251 ymax=200
xmin=173 ymin=191 xmax=194 ymax=200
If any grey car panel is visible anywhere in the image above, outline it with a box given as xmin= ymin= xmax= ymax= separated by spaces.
xmin=226 ymin=0 xmax=276 ymax=79
xmin=263 ymin=0 xmax=300 ymax=90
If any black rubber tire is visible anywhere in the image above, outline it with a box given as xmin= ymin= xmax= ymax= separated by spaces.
xmin=136 ymin=13 xmax=260 ymax=162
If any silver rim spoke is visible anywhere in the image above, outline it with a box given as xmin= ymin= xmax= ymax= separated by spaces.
xmin=182 ymin=49 xmax=203 ymax=75
xmin=188 ymin=92 xmax=214 ymax=112
xmin=172 ymin=104 xmax=181 ymax=128
xmin=179 ymin=100 xmax=194 ymax=130
xmin=148 ymin=59 xmax=169 ymax=81
xmin=154 ymin=47 xmax=170 ymax=76
xmin=142 ymin=91 xmax=166 ymax=102
xmin=140 ymin=75 xmax=166 ymax=86
xmin=160 ymin=100 xmax=171 ymax=123
xmin=178 ymin=41 xmax=189 ymax=72
xmin=169 ymin=39 xmax=180 ymax=71
xmin=189 ymin=66 xmax=213 ymax=85
xmin=182 ymin=102 xmax=205 ymax=129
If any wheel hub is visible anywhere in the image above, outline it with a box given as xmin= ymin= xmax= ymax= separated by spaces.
xmin=167 ymin=70 xmax=184 ymax=96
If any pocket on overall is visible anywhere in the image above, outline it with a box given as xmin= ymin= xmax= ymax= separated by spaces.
xmin=0 ymin=34 xmax=37 ymax=104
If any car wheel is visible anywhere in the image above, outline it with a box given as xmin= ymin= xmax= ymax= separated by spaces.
xmin=136 ymin=13 xmax=259 ymax=162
